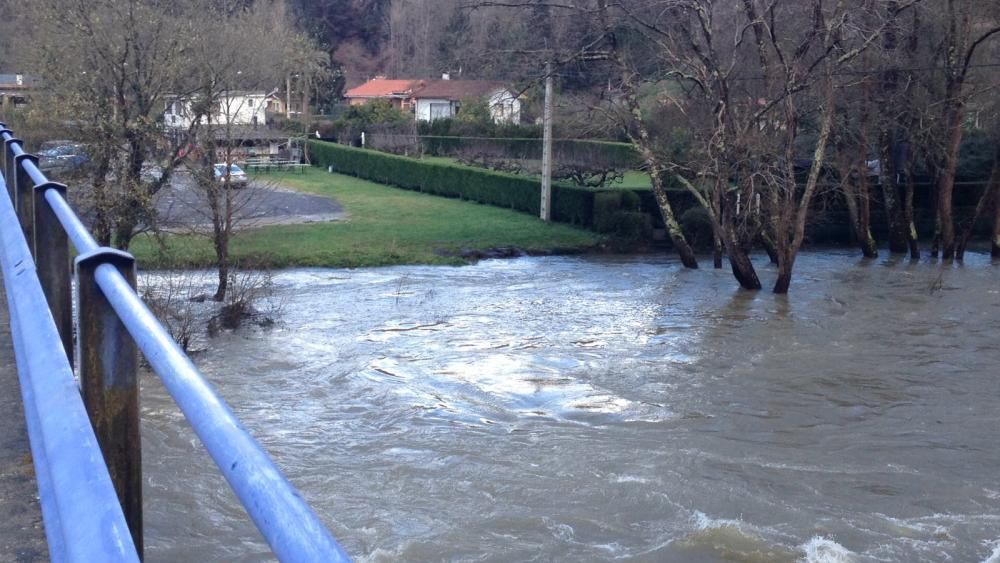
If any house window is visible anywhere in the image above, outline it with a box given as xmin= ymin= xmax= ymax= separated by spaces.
xmin=430 ymin=102 xmax=451 ymax=121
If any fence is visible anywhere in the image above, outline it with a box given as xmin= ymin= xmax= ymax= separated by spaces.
xmin=0 ymin=123 xmax=350 ymax=562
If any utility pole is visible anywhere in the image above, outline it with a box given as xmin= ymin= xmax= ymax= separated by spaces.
xmin=540 ymin=60 xmax=554 ymax=221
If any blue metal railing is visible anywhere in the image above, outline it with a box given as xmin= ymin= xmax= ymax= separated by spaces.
xmin=0 ymin=123 xmax=350 ymax=562
xmin=0 ymin=171 xmax=138 ymax=562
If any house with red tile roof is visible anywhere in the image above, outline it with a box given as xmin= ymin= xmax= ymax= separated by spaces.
xmin=343 ymin=75 xmax=521 ymax=124
xmin=411 ymin=78 xmax=520 ymax=124
xmin=343 ymin=77 xmax=424 ymax=111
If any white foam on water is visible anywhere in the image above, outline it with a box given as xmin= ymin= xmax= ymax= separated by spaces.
xmin=682 ymin=512 xmax=799 ymax=562
xmin=982 ymin=540 xmax=1000 ymax=563
xmin=800 ymin=536 xmax=856 ymax=563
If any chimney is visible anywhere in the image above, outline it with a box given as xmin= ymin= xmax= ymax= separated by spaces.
xmin=442 ymin=73 xmax=450 ymax=81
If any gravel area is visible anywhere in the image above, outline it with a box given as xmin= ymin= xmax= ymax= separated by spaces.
xmin=155 ymin=170 xmax=345 ymax=231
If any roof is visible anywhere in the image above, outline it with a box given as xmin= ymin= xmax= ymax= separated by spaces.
xmin=344 ymin=79 xmax=421 ymax=99
xmin=412 ymin=80 xmax=508 ymax=101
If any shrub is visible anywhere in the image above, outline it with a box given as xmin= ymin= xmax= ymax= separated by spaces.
xmin=621 ymin=190 xmax=641 ymax=211
xmin=332 ymin=100 xmax=410 ymax=144
xmin=679 ymin=206 xmax=715 ymax=251
xmin=417 ymin=136 xmax=641 ymax=169
xmin=608 ymin=211 xmax=653 ymax=240
xmin=310 ymin=140 xmax=618 ymax=228
xmin=593 ymin=192 xmax=624 ymax=233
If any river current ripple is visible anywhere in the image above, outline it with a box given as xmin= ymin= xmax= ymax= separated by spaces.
xmin=139 ymin=251 xmax=1000 ymax=562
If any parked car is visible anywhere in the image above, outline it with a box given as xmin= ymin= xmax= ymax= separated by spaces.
xmin=38 ymin=141 xmax=89 ymax=174
xmin=213 ymin=163 xmax=248 ymax=187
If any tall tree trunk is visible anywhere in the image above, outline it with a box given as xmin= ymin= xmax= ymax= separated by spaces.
xmin=712 ymin=185 xmax=723 ymax=269
xmin=842 ymin=175 xmax=878 ymax=259
xmin=212 ymin=245 xmax=229 ymax=302
xmin=937 ymin=100 xmax=964 ymax=259
xmin=649 ymin=165 xmax=698 ymax=268
xmin=993 ymin=191 xmax=1000 ymax=258
xmin=880 ymin=138 xmax=909 ymax=253
xmin=854 ymin=164 xmax=879 ymax=257
xmin=957 ymin=148 xmax=1000 ymax=260
xmin=722 ymin=199 xmax=761 ymax=290
xmin=756 ymin=224 xmax=780 ymax=264
xmin=596 ymin=0 xmax=697 ymax=268
xmin=927 ymin=155 xmax=942 ymax=257
xmin=903 ymin=160 xmax=920 ymax=258
xmin=773 ymin=247 xmax=796 ymax=295
xmin=91 ymin=152 xmax=113 ymax=246
xmin=774 ymin=76 xmax=836 ymax=294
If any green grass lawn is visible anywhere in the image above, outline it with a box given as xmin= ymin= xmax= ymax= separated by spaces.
xmin=130 ymin=168 xmax=602 ymax=269
xmin=618 ymin=170 xmax=652 ymax=189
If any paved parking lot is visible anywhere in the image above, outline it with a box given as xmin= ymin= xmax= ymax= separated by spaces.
xmin=155 ymin=170 xmax=344 ymax=230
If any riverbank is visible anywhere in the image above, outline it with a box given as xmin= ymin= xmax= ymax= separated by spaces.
xmin=130 ymin=169 xmax=602 ymax=269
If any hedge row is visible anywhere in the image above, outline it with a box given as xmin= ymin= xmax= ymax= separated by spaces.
xmin=418 ymin=136 xmax=642 ymax=169
xmin=310 ymin=140 xmax=608 ymax=227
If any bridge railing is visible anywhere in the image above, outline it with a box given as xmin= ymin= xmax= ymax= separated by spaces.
xmin=0 ymin=123 xmax=350 ymax=562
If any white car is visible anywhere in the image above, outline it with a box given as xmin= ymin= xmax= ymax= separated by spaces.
xmin=213 ymin=163 xmax=248 ymax=187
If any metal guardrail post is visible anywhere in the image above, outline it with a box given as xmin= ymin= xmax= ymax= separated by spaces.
xmin=34 ymin=182 xmax=73 ymax=364
xmin=14 ymin=152 xmax=39 ymax=249
xmin=0 ymin=126 xmax=12 ymax=180
xmin=75 ymin=247 xmax=143 ymax=557
xmin=3 ymin=136 xmax=22 ymax=199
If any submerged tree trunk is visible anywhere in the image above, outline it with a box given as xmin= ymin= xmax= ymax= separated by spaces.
xmin=843 ymin=165 xmax=879 ymax=258
xmin=722 ymin=204 xmax=761 ymax=290
xmin=773 ymin=74 xmax=836 ymax=294
xmin=993 ymin=193 xmax=1000 ymax=258
xmin=712 ymin=186 xmax=723 ymax=269
xmin=880 ymin=138 xmax=909 ymax=253
xmin=649 ymin=165 xmax=699 ymax=268
xmin=903 ymin=162 xmax=920 ymax=259
xmin=937 ymin=100 xmax=964 ymax=260
xmin=957 ymin=148 xmax=1000 ymax=260
xmin=757 ymin=224 xmax=780 ymax=264
xmin=595 ymin=0 xmax=697 ymax=269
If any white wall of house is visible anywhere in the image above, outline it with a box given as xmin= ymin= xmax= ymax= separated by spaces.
xmin=488 ymin=90 xmax=521 ymax=124
xmin=413 ymin=89 xmax=521 ymax=124
xmin=164 ymin=92 xmax=271 ymax=128
xmin=415 ymin=98 xmax=456 ymax=121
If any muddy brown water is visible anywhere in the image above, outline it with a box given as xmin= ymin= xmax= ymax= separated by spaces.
xmin=139 ymin=252 xmax=1000 ymax=562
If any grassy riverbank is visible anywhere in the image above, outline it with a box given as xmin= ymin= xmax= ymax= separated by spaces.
xmin=130 ymin=168 xmax=602 ymax=268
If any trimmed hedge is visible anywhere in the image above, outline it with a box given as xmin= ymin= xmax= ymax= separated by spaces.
xmin=417 ymin=136 xmax=642 ymax=169
xmin=309 ymin=140 xmax=652 ymax=230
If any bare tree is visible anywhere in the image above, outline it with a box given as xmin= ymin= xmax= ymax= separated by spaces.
xmin=924 ymin=0 xmax=1000 ymax=259
xmin=28 ymin=0 xmax=209 ymax=249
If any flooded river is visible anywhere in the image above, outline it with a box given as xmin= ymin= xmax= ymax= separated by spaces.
xmin=139 ymin=252 xmax=1000 ymax=562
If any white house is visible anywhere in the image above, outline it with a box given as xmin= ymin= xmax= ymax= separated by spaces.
xmin=163 ymin=90 xmax=279 ymax=128
xmin=411 ymin=79 xmax=521 ymax=124
xmin=413 ymin=78 xmax=521 ymax=123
